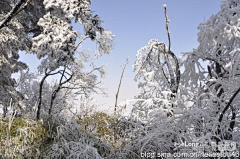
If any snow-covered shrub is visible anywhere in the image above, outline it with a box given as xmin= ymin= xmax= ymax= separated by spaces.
xmin=0 ymin=116 xmax=46 ymax=158
xmin=77 ymin=112 xmax=117 ymax=147
xmin=42 ymin=112 xmax=113 ymax=159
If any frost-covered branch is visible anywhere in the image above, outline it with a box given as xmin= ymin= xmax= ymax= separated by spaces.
xmin=218 ymin=86 xmax=240 ymax=124
xmin=0 ymin=0 xmax=32 ymax=29
xmin=74 ymin=35 xmax=89 ymax=52
xmin=49 ymin=66 xmax=74 ymax=115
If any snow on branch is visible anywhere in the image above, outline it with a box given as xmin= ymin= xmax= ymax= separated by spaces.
xmin=0 ymin=0 xmax=32 ymax=29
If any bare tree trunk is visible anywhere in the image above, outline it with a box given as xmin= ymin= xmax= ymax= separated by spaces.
xmin=36 ymin=73 xmax=48 ymax=120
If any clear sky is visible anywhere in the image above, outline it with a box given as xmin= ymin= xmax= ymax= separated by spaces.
xmin=18 ymin=0 xmax=221 ymax=113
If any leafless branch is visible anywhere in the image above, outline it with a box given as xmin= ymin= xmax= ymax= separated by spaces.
xmin=115 ymin=57 xmax=129 ymax=116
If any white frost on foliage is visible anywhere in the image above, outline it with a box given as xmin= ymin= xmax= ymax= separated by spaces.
xmin=43 ymin=0 xmax=91 ymax=20
xmin=0 ymin=27 xmax=27 ymax=104
xmin=95 ymin=31 xmax=115 ymax=57
xmin=32 ymin=13 xmax=78 ymax=72
xmin=44 ymin=115 xmax=105 ymax=159
xmin=43 ymin=0 xmax=103 ymax=40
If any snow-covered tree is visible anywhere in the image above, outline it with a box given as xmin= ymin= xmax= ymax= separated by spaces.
xmin=31 ymin=1 xmax=114 ymax=119
xmin=118 ymin=1 xmax=240 ymax=157
xmin=0 ymin=0 xmax=114 ymax=120
xmin=180 ymin=0 xmax=240 ymax=143
xmin=1 ymin=1 xmax=114 ymax=157
xmin=0 ymin=0 xmax=45 ymax=115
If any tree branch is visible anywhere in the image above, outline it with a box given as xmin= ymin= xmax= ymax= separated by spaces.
xmin=0 ymin=0 xmax=32 ymax=30
xmin=218 ymin=86 xmax=240 ymax=124
xmin=13 ymin=0 xmax=32 ymax=17
xmin=48 ymin=69 xmax=74 ymax=115
xmin=74 ymin=35 xmax=89 ymax=52
xmin=158 ymin=54 xmax=170 ymax=86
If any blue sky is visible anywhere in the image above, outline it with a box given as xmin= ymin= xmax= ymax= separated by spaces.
xmin=19 ymin=0 xmax=221 ymax=113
